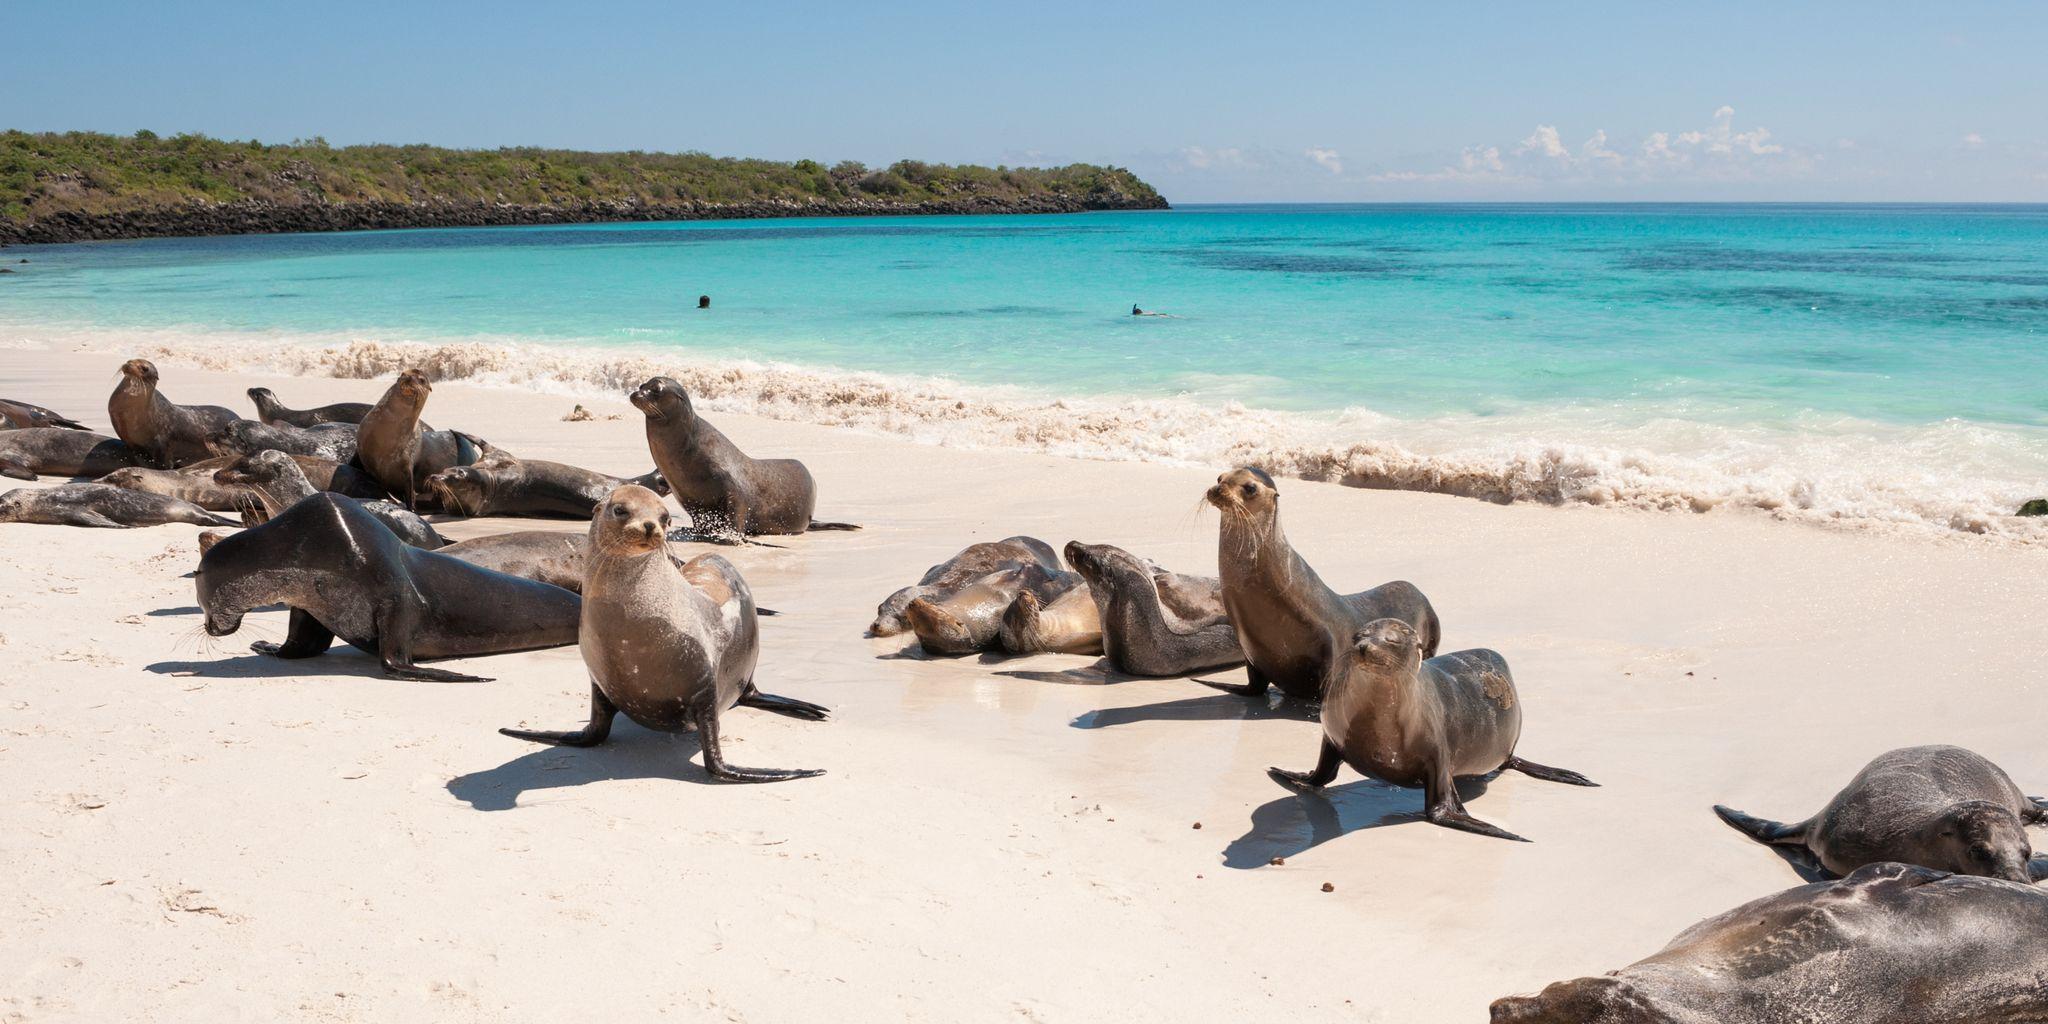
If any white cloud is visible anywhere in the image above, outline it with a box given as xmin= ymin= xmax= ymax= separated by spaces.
xmin=1963 ymin=132 xmax=1985 ymax=147
xmin=1516 ymin=125 xmax=1570 ymax=160
xmin=1379 ymin=106 xmax=1802 ymax=186
xmin=1174 ymin=146 xmax=1251 ymax=171
xmin=1304 ymin=147 xmax=1343 ymax=174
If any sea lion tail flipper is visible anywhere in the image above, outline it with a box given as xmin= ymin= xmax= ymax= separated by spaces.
xmin=380 ymin=654 xmax=491 ymax=683
xmin=1712 ymin=804 xmax=1805 ymax=845
xmin=499 ymin=685 xmax=617 ymax=746
xmin=53 ymin=417 xmax=89 ymax=431
xmin=0 ymin=460 xmax=35 ymax=481
xmin=755 ymin=607 xmax=783 ymax=617
xmin=199 ymin=513 xmax=241 ymax=528
xmin=807 ymin=520 xmax=862 ymax=531
xmin=737 ymin=688 xmax=831 ymax=722
xmin=693 ymin=704 xmax=825 ymax=783
xmin=2028 ymin=796 xmax=2048 ymax=823
xmin=1503 ymin=756 xmax=1598 ymax=787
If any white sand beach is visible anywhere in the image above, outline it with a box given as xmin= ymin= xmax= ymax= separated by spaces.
xmin=4 ymin=342 xmax=2045 ymax=1022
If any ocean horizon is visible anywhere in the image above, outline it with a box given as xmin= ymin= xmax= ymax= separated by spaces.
xmin=5 ymin=202 xmax=2045 ymax=541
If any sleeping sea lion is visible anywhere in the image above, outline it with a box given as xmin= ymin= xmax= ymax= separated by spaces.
xmin=0 ymin=429 xmax=150 ymax=481
xmin=97 ymin=466 xmax=258 ymax=514
xmin=0 ymin=398 xmax=89 ymax=431
xmin=246 ymin=387 xmax=379 ymax=428
xmin=425 ymin=453 xmax=667 ymax=519
xmin=870 ymin=536 xmax=1061 ymax=637
xmin=0 ymin=483 xmax=238 ymax=529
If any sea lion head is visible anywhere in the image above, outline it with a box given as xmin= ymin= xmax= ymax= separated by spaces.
xmin=212 ymin=449 xmax=293 ymax=488
xmin=1937 ymin=801 xmax=2034 ymax=883
xmin=630 ymin=377 xmax=693 ymax=423
xmin=0 ymin=489 xmax=26 ymax=521
xmin=97 ymin=467 xmax=149 ymax=490
xmin=904 ymin=596 xmax=976 ymax=654
xmin=1063 ymin=540 xmax=1144 ymax=588
xmin=1488 ymin=976 xmax=1651 ymax=1024
xmin=425 ymin=465 xmax=489 ymax=516
xmin=194 ymin=539 xmax=257 ymax=637
xmin=385 ymin=369 xmax=432 ymax=408
xmin=591 ymin=484 xmax=672 ymax=555
xmin=1351 ymin=618 xmax=1423 ymax=671
xmin=118 ymin=358 xmax=160 ymax=386
xmin=1206 ymin=467 xmax=1277 ymax=520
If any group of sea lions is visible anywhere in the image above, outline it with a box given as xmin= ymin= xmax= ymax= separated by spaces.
xmin=6 ymin=360 xmax=2046 ymax=1020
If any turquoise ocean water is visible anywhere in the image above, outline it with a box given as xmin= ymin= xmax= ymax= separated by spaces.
xmin=4 ymin=204 xmax=2045 ymax=539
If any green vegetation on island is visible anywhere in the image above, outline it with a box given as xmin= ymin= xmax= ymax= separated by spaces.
xmin=0 ymin=130 xmax=1167 ymax=243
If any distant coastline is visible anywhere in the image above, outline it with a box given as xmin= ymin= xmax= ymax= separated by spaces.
xmin=0 ymin=130 xmax=1168 ymax=244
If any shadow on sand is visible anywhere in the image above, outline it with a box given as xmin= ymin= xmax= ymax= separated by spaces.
xmin=1220 ymin=775 xmax=1498 ymax=869
xmin=448 ymin=723 xmax=720 ymax=809
xmin=145 ymin=650 xmax=410 ymax=682
xmin=1070 ymin=690 xmax=1318 ymax=730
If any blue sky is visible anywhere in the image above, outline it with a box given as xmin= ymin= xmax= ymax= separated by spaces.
xmin=7 ymin=2 xmax=2044 ymax=202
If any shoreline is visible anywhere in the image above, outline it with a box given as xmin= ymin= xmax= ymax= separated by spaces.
xmin=3 ymin=345 xmax=2046 ymax=1021
xmin=7 ymin=320 xmax=2044 ymax=548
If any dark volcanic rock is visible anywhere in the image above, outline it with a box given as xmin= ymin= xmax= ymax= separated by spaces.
xmin=2019 ymin=498 xmax=2048 ymax=517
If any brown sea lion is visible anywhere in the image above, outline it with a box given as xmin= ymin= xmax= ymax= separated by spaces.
xmin=245 ymin=387 xmax=378 ymax=428
xmin=196 ymin=492 xmax=579 ymax=681
xmin=106 ymin=358 xmax=241 ymax=467
xmin=870 ymin=536 xmax=1062 ymax=637
xmin=997 ymin=582 xmax=1103 ymax=655
xmin=1715 ymin=745 xmax=2044 ymax=883
xmin=0 ymin=483 xmax=238 ymax=529
xmin=498 ymin=485 xmax=828 ymax=782
xmin=178 ymin=452 xmax=386 ymax=501
xmin=97 ymin=466 xmax=258 ymax=514
xmin=1490 ymin=862 xmax=2048 ymax=1024
xmin=1268 ymin=619 xmax=1595 ymax=842
xmin=354 ymin=369 xmax=480 ymax=510
xmin=425 ymin=452 xmax=667 ymax=519
xmin=1064 ymin=541 xmax=1244 ymax=676
xmin=0 ymin=398 xmax=89 ymax=431
xmin=631 ymin=376 xmax=857 ymax=537
xmin=0 ymin=429 xmax=150 ymax=480
xmin=434 ymin=531 xmax=591 ymax=593
xmin=906 ymin=562 xmax=1080 ymax=656
xmin=215 ymin=450 xmax=446 ymax=546
xmin=1205 ymin=467 xmax=1440 ymax=700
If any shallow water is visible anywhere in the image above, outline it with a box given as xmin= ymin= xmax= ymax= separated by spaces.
xmin=5 ymin=203 xmax=2046 ymax=540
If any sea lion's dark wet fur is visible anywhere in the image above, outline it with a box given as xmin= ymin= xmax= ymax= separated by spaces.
xmin=1205 ymin=467 xmax=1440 ymax=700
xmin=206 ymin=419 xmax=360 ymax=463
xmin=0 ymin=483 xmax=238 ymax=529
xmin=871 ymin=536 xmax=1060 ymax=637
xmin=426 ymin=450 xmax=667 ymax=519
xmin=195 ymin=492 xmax=578 ymax=681
xmin=632 ymin=376 xmax=856 ymax=537
xmin=1269 ymin=618 xmax=1594 ymax=843
xmin=107 ymin=359 xmax=241 ymax=468
xmin=1490 ymin=862 xmax=2048 ymax=1024
xmin=1064 ymin=541 xmax=1242 ymax=676
xmin=1715 ymin=745 xmax=2044 ymax=883
xmin=0 ymin=429 xmax=150 ymax=480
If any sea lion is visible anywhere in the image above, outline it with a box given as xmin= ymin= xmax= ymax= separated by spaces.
xmin=106 ymin=358 xmax=241 ymax=468
xmin=0 ymin=398 xmax=88 ymax=431
xmin=1205 ymin=467 xmax=1440 ymax=700
xmin=196 ymin=492 xmax=579 ymax=681
xmin=97 ymin=466 xmax=258 ymax=514
xmin=498 ymin=485 xmax=828 ymax=782
xmin=870 ymin=536 xmax=1062 ymax=637
xmin=0 ymin=429 xmax=150 ymax=480
xmin=215 ymin=450 xmax=446 ymax=546
xmin=1489 ymin=862 xmax=2048 ymax=1024
xmin=0 ymin=484 xmax=238 ymax=529
xmin=434 ymin=531 xmax=591 ymax=593
xmin=1064 ymin=541 xmax=1244 ymax=676
xmin=997 ymin=582 xmax=1103 ymax=655
xmin=1268 ymin=619 xmax=1595 ymax=842
xmin=354 ymin=370 xmax=481 ymax=510
xmin=178 ymin=452 xmax=386 ymax=501
xmin=246 ymin=387 xmax=378 ymax=428
xmin=906 ymin=562 xmax=1080 ymax=656
xmin=1714 ymin=745 xmax=2044 ymax=883
xmin=630 ymin=376 xmax=858 ymax=537
xmin=204 ymin=419 xmax=359 ymax=463
xmin=426 ymin=453 xmax=667 ymax=519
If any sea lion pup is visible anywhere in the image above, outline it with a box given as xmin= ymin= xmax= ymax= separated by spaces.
xmin=0 ymin=429 xmax=150 ymax=480
xmin=630 ymin=376 xmax=859 ymax=537
xmin=870 ymin=536 xmax=1061 ymax=637
xmin=205 ymin=419 xmax=359 ymax=463
xmin=246 ymin=387 xmax=377 ymax=428
xmin=1714 ymin=745 xmax=2044 ymax=883
xmin=498 ymin=485 xmax=829 ymax=783
xmin=97 ymin=466 xmax=257 ymax=513
xmin=997 ymin=582 xmax=1103 ymax=655
xmin=1064 ymin=541 xmax=1244 ymax=676
xmin=1489 ymin=862 xmax=2048 ymax=1024
xmin=1205 ymin=467 xmax=1440 ymax=700
xmin=216 ymin=450 xmax=446 ymax=546
xmin=196 ymin=492 xmax=580 ymax=682
xmin=0 ymin=484 xmax=238 ymax=529
xmin=354 ymin=369 xmax=481 ymax=510
xmin=906 ymin=562 xmax=1079 ymax=656
xmin=425 ymin=453 xmax=668 ymax=519
xmin=0 ymin=398 xmax=89 ymax=431
xmin=106 ymin=358 xmax=242 ymax=468
xmin=1268 ymin=619 xmax=1595 ymax=842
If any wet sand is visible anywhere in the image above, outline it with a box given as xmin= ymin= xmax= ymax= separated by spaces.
xmin=3 ymin=344 xmax=2045 ymax=1021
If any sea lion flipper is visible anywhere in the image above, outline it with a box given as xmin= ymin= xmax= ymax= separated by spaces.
xmin=0 ymin=460 xmax=36 ymax=481
xmin=1268 ymin=738 xmax=1343 ymax=791
xmin=736 ymin=688 xmax=831 ymax=722
xmin=806 ymin=520 xmax=862 ymax=531
xmin=499 ymin=684 xmax=617 ymax=747
xmin=694 ymin=704 xmax=824 ymax=783
xmin=1426 ymin=775 xmax=1529 ymax=842
xmin=1504 ymin=756 xmax=1598 ymax=787
xmin=2028 ymin=797 xmax=2048 ymax=823
xmin=1712 ymin=804 xmax=1806 ymax=846
xmin=383 ymin=660 xmax=492 ymax=683
xmin=1197 ymin=667 xmax=1271 ymax=698
xmin=252 ymin=610 xmax=334 ymax=659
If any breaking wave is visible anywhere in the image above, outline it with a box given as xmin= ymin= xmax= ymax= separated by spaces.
xmin=20 ymin=323 xmax=2048 ymax=546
